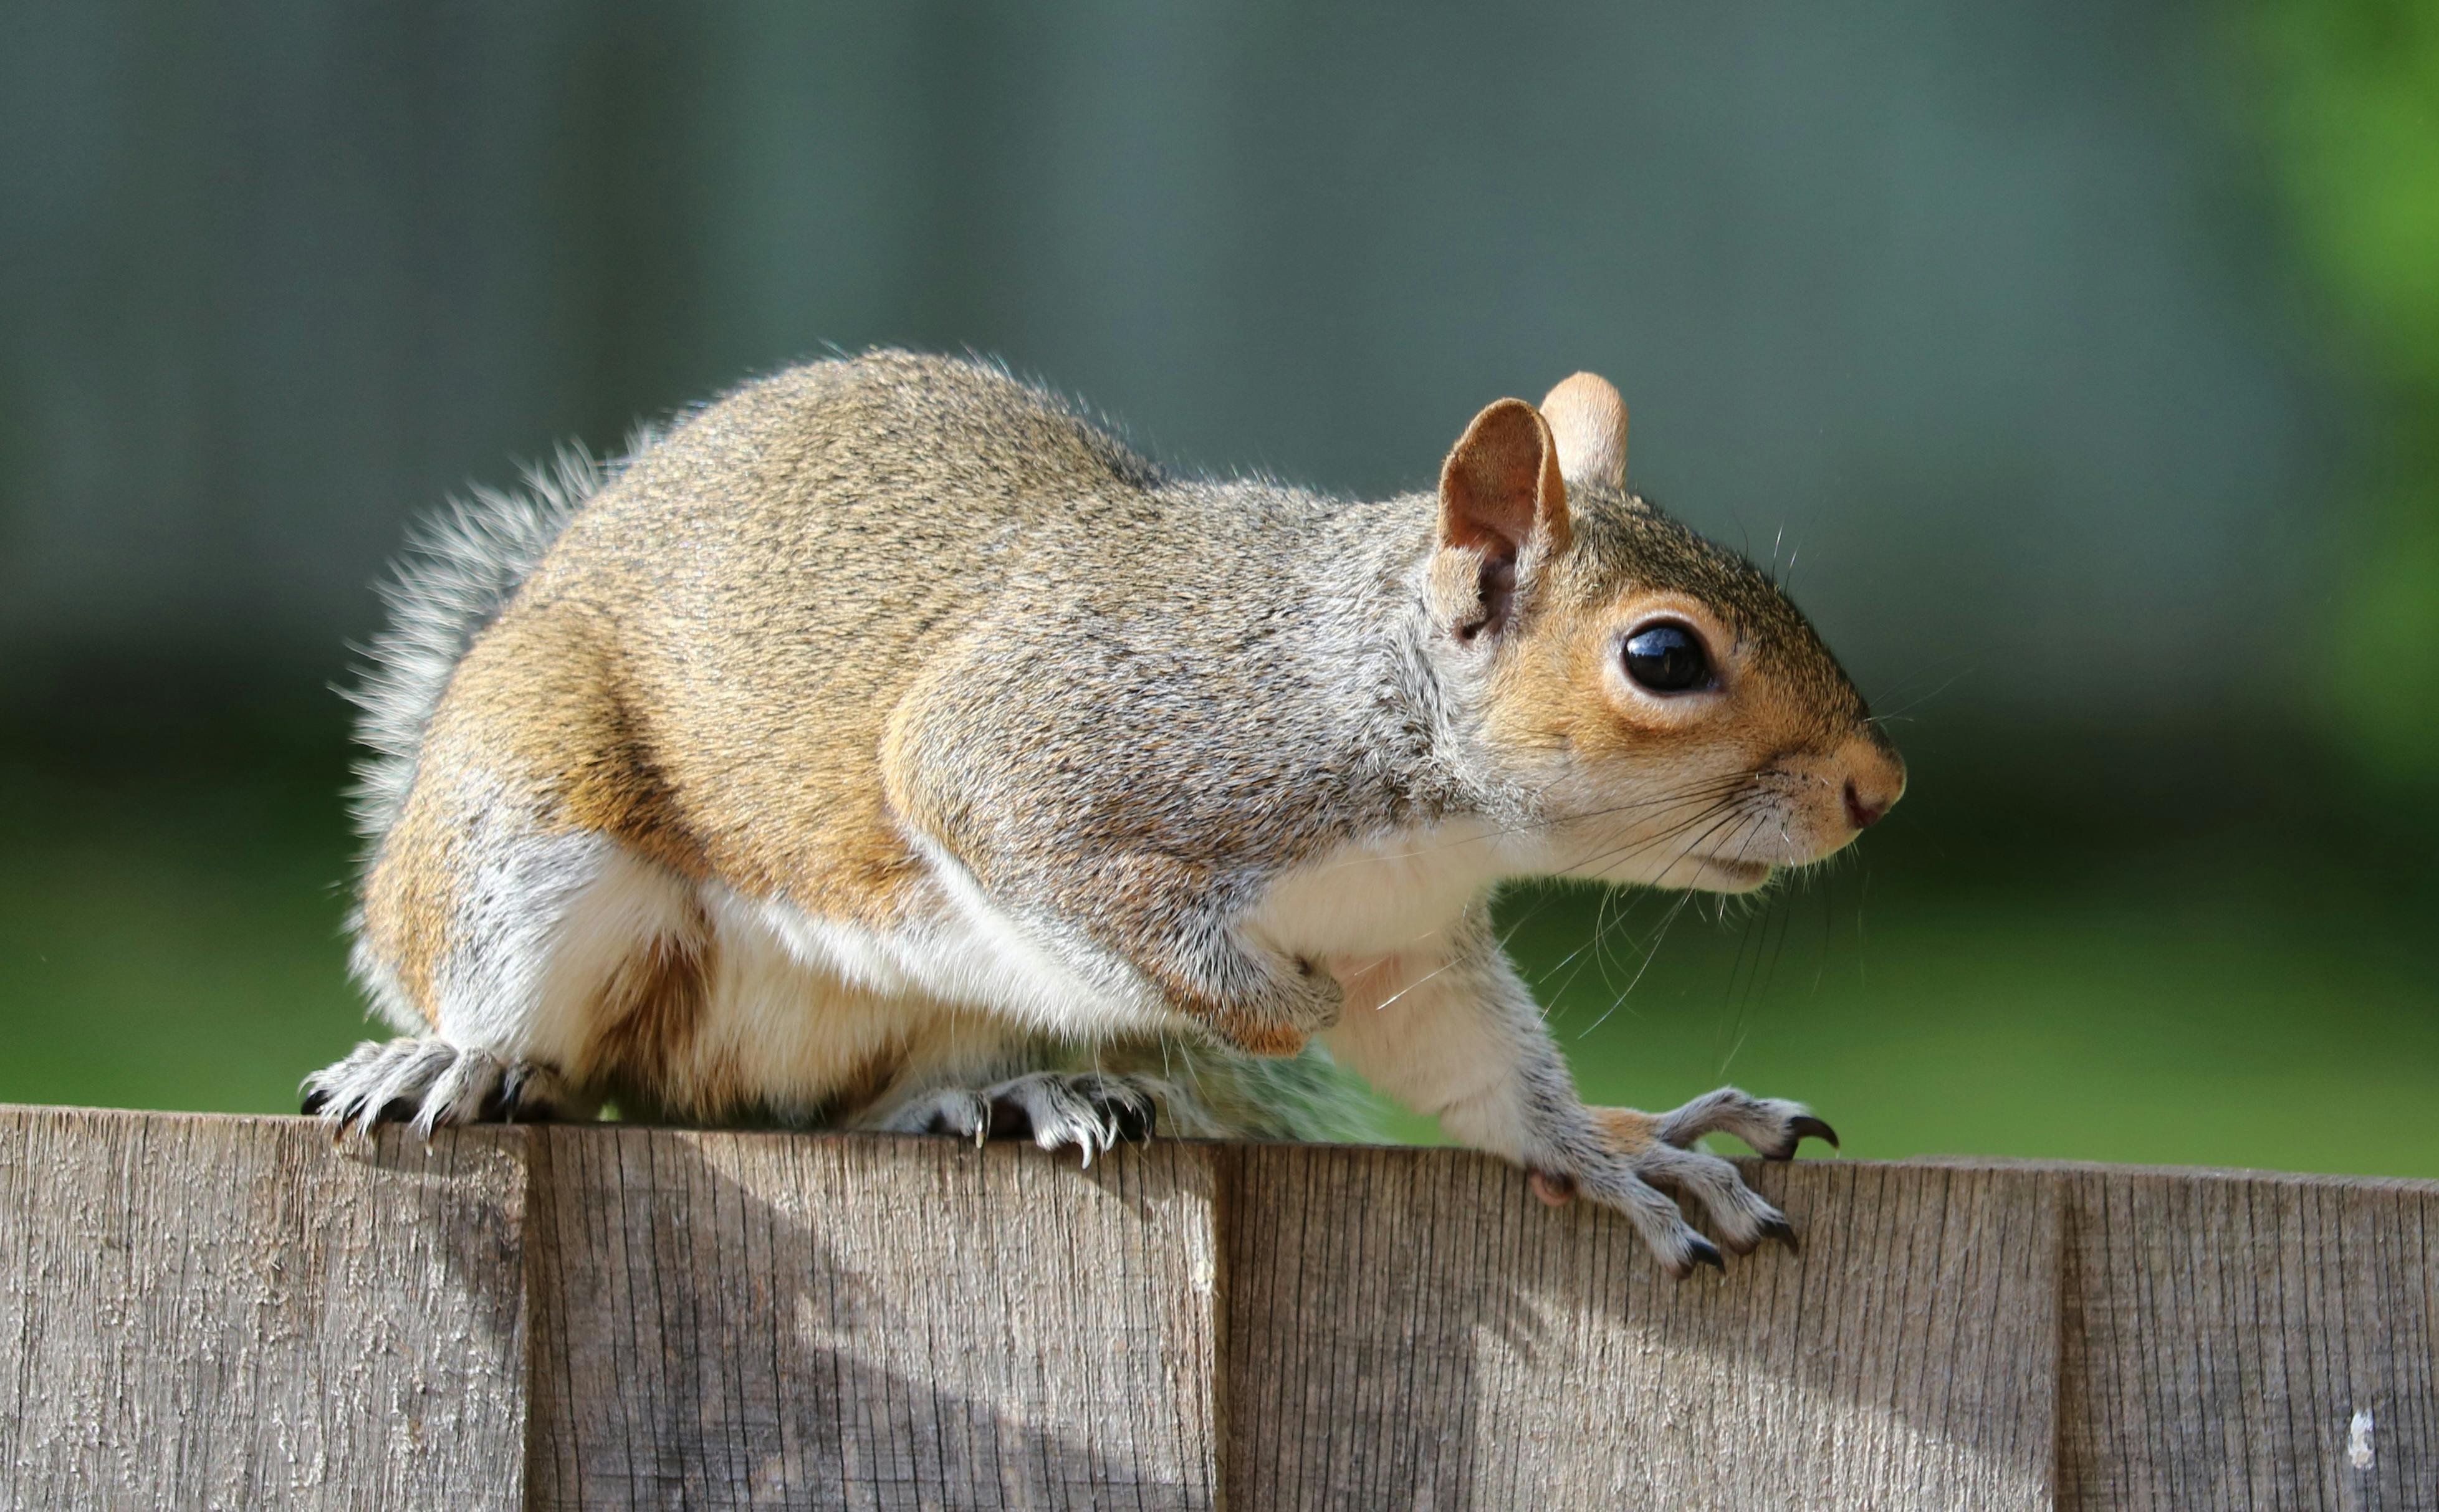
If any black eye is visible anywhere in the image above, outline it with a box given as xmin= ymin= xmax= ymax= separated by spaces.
xmin=1622 ymin=623 xmax=1712 ymax=693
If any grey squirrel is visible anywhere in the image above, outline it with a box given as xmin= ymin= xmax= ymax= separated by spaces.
xmin=304 ymin=351 xmax=1903 ymax=1276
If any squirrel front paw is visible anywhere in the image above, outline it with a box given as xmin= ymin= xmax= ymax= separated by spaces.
xmin=1538 ymin=1086 xmax=1837 ymax=1277
xmin=1199 ymin=954 xmax=1343 ymax=1057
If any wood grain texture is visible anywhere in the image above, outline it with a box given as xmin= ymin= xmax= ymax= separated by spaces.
xmin=525 ymin=1127 xmax=1222 ymax=1511
xmin=0 ymin=1106 xmax=528 ymax=1511
xmin=1220 ymin=1144 xmax=2061 ymax=1511
xmin=2058 ymin=1164 xmax=2439 ymax=1511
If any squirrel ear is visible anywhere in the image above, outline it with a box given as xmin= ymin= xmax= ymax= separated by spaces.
xmin=1438 ymin=398 xmax=1571 ymax=565
xmin=1539 ymin=372 xmax=1627 ymax=492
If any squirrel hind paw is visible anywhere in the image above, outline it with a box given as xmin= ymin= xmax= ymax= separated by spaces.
xmin=901 ymin=1088 xmax=992 ymax=1145
xmin=1063 ymin=1073 xmax=1157 ymax=1143
xmin=301 ymin=1038 xmax=565 ymax=1139
xmin=985 ymin=1071 xmax=1160 ymax=1165
xmin=891 ymin=1072 xmax=1161 ymax=1164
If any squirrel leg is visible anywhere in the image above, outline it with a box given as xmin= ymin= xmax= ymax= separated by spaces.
xmin=1321 ymin=909 xmax=1794 ymax=1276
xmin=1008 ymin=888 xmax=1344 ymax=1056
xmin=346 ymin=780 xmax=699 ymax=1135
xmin=1104 ymin=886 xmax=1343 ymax=1055
xmin=1179 ymin=945 xmax=1344 ymax=1057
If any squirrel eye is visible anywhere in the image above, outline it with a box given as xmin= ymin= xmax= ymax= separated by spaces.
xmin=1622 ymin=623 xmax=1713 ymax=694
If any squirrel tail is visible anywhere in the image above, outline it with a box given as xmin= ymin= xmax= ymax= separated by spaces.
xmin=340 ymin=429 xmax=658 ymax=854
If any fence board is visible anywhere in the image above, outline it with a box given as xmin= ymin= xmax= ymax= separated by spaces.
xmin=1222 ymin=1144 xmax=2061 ymax=1511
xmin=524 ymin=1127 xmax=1222 ymax=1511
xmin=2058 ymin=1165 xmax=2439 ymax=1512
xmin=0 ymin=1107 xmax=528 ymax=1511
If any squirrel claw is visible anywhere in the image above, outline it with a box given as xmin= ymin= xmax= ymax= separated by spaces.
xmin=1785 ymin=1115 xmax=1840 ymax=1155
xmin=1680 ymin=1235 xmax=1726 ymax=1276
xmin=302 ymin=1038 xmax=564 ymax=1142
xmin=901 ymin=1071 xmax=1161 ymax=1165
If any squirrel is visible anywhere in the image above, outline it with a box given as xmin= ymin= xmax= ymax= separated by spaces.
xmin=304 ymin=350 xmax=1903 ymax=1276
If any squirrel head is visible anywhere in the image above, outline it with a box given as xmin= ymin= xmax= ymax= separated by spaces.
xmin=1426 ymin=373 xmax=1905 ymax=892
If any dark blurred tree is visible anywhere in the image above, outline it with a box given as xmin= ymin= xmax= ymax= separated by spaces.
xmin=2245 ymin=0 xmax=2439 ymax=788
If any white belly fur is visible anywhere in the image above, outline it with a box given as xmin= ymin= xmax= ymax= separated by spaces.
xmin=1244 ymin=819 xmax=1521 ymax=980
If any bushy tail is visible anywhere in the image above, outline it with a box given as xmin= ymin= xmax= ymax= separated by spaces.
xmin=342 ymin=437 xmax=651 ymax=851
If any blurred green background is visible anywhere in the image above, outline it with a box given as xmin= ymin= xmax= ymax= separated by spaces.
xmin=2 ymin=2 xmax=2433 ymax=1175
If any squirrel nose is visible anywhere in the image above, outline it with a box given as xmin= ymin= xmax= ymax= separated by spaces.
xmin=1842 ymin=779 xmax=1886 ymax=830
xmin=1838 ymin=737 xmax=1906 ymax=833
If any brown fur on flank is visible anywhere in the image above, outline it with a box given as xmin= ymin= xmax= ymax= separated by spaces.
xmin=310 ymin=352 xmax=1902 ymax=1275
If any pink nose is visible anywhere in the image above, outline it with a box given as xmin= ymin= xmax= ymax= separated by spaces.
xmin=1831 ymin=734 xmax=1906 ymax=835
xmin=1844 ymin=778 xmax=1888 ymax=830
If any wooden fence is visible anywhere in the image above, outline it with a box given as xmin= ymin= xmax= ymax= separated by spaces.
xmin=1 ymin=1104 xmax=2432 ymax=1509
